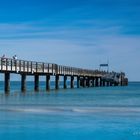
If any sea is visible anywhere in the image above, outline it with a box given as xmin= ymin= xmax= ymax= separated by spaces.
xmin=0 ymin=81 xmax=140 ymax=140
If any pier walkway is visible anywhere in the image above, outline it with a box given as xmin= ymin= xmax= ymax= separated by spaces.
xmin=0 ymin=57 xmax=128 ymax=93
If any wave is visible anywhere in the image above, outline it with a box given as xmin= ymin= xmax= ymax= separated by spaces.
xmin=0 ymin=108 xmax=65 ymax=114
xmin=1 ymin=107 xmax=140 ymax=114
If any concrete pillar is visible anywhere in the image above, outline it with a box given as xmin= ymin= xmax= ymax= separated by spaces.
xmin=95 ymin=77 xmax=99 ymax=87
xmin=100 ymin=78 xmax=103 ymax=87
xmin=83 ymin=77 xmax=86 ymax=87
xmin=103 ymin=81 xmax=105 ymax=86
xmin=80 ymin=78 xmax=84 ymax=87
xmin=77 ymin=76 xmax=80 ymax=88
xmin=46 ymin=75 xmax=50 ymax=90
xmin=110 ymin=82 xmax=113 ymax=86
xmin=120 ymin=75 xmax=123 ymax=86
xmin=121 ymin=81 xmax=123 ymax=86
xmin=5 ymin=73 xmax=10 ymax=93
xmin=34 ymin=75 xmax=39 ymax=91
xmin=92 ymin=77 xmax=95 ymax=87
xmin=114 ymin=82 xmax=118 ymax=86
xmin=107 ymin=81 xmax=109 ymax=86
xmin=80 ymin=78 xmax=82 ymax=87
xmin=71 ymin=76 xmax=74 ymax=88
xmin=55 ymin=75 xmax=59 ymax=89
xmin=86 ymin=77 xmax=90 ymax=87
xmin=89 ymin=78 xmax=92 ymax=87
xmin=64 ymin=75 xmax=67 ymax=89
xmin=21 ymin=74 xmax=26 ymax=92
xmin=85 ymin=77 xmax=88 ymax=87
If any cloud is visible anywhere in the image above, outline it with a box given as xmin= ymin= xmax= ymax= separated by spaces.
xmin=0 ymin=32 xmax=140 ymax=81
xmin=0 ymin=1 xmax=139 ymax=81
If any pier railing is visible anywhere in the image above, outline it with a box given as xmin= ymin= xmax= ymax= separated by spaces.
xmin=0 ymin=57 xmax=107 ymax=77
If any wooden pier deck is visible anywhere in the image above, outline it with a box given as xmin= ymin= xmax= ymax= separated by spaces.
xmin=0 ymin=57 xmax=128 ymax=93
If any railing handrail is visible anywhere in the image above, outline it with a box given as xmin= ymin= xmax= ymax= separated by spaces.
xmin=0 ymin=57 xmax=110 ymax=76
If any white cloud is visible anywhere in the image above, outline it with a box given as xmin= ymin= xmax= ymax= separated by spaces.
xmin=0 ymin=20 xmax=140 ymax=81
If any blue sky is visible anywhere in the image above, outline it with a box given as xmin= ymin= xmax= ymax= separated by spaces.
xmin=0 ymin=0 xmax=140 ymax=81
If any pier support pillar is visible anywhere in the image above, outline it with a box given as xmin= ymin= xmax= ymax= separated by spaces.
xmin=64 ymin=75 xmax=67 ymax=89
xmin=55 ymin=75 xmax=59 ymax=89
xmin=21 ymin=74 xmax=26 ymax=92
xmin=110 ymin=82 xmax=113 ymax=86
xmin=107 ymin=81 xmax=109 ymax=87
xmin=120 ymin=80 xmax=123 ymax=86
xmin=77 ymin=76 xmax=80 ymax=88
xmin=46 ymin=75 xmax=50 ymax=90
xmin=83 ymin=77 xmax=87 ymax=87
xmin=103 ymin=81 xmax=105 ymax=87
xmin=92 ymin=77 xmax=95 ymax=87
xmin=5 ymin=73 xmax=10 ymax=93
xmin=120 ymin=75 xmax=123 ymax=86
xmin=71 ymin=76 xmax=74 ymax=88
xmin=89 ymin=78 xmax=92 ymax=87
xmin=86 ymin=77 xmax=90 ymax=87
xmin=80 ymin=78 xmax=83 ymax=87
xmin=34 ymin=75 xmax=39 ymax=91
xmin=83 ymin=77 xmax=86 ymax=87
xmin=114 ymin=82 xmax=118 ymax=86
xmin=100 ymin=78 xmax=103 ymax=87
xmin=95 ymin=77 xmax=99 ymax=87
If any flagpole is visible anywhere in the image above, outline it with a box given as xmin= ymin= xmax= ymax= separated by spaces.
xmin=107 ymin=60 xmax=109 ymax=72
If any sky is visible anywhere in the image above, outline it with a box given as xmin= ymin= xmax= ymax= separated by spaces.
xmin=0 ymin=0 xmax=140 ymax=81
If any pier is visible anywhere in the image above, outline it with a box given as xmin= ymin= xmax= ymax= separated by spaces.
xmin=0 ymin=57 xmax=128 ymax=93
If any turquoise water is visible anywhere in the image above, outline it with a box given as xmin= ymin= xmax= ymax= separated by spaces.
xmin=0 ymin=82 xmax=140 ymax=140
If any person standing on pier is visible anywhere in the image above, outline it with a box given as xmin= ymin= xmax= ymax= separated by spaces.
xmin=13 ymin=55 xmax=17 ymax=66
xmin=1 ymin=54 xmax=6 ymax=65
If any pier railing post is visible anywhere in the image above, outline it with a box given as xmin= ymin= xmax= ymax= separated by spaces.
xmin=6 ymin=59 xmax=8 ymax=71
xmin=1 ymin=58 xmax=2 ymax=70
xmin=36 ymin=62 xmax=38 ymax=73
xmin=11 ymin=59 xmax=13 ymax=71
